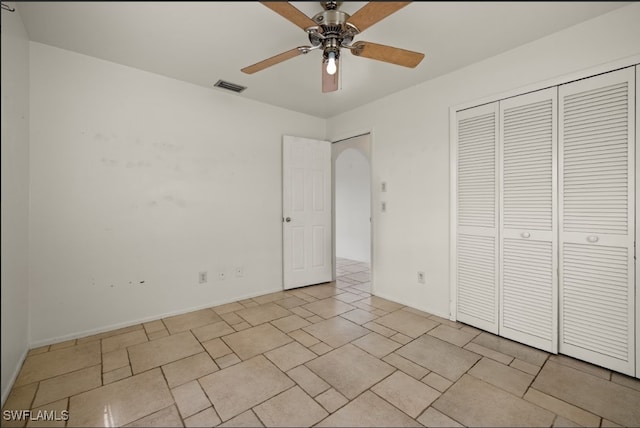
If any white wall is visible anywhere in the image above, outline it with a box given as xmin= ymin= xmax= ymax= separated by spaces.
xmin=13 ymin=1 xmax=640 ymax=349
xmin=28 ymin=43 xmax=325 ymax=344
xmin=327 ymin=3 xmax=640 ymax=318
xmin=1 ymin=4 xmax=31 ymax=404
xmin=334 ymin=138 xmax=371 ymax=263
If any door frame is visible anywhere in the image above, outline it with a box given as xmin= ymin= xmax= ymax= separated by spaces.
xmin=330 ymin=130 xmax=374 ymax=291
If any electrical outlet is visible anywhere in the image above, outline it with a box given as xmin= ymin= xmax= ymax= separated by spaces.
xmin=218 ymin=272 xmax=226 ymax=281
xmin=417 ymin=271 xmax=425 ymax=284
xmin=381 ymin=181 xmax=387 ymax=192
xmin=199 ymin=271 xmax=207 ymax=284
xmin=235 ymin=266 xmax=244 ymax=278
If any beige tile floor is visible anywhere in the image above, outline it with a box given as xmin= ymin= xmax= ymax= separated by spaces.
xmin=3 ymin=258 xmax=640 ymax=427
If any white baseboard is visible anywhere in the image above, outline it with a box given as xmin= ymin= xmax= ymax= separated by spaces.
xmin=29 ymin=286 xmax=283 ymax=348
xmin=373 ymin=291 xmax=450 ymax=320
xmin=1 ymin=346 xmax=28 ymax=408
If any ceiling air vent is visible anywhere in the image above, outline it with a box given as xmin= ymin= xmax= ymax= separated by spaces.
xmin=213 ymin=79 xmax=247 ymax=93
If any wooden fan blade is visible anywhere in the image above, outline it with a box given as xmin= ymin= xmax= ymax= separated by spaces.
xmin=347 ymin=2 xmax=411 ymax=33
xmin=322 ymin=60 xmax=339 ymax=93
xmin=241 ymin=48 xmax=303 ymax=74
xmin=261 ymin=2 xmax=317 ymax=31
xmin=351 ymin=41 xmax=424 ymax=68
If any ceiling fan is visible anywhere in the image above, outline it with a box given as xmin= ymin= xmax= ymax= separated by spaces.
xmin=241 ymin=1 xmax=425 ymax=93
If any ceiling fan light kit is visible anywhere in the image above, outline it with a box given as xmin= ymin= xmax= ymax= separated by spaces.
xmin=242 ymin=1 xmax=425 ymax=93
xmin=325 ymin=51 xmax=337 ymax=75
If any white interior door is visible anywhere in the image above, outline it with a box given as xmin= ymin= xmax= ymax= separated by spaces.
xmin=499 ymin=88 xmax=558 ymax=353
xmin=559 ymin=67 xmax=636 ymax=376
xmin=283 ymin=135 xmax=332 ymax=289
xmin=455 ymin=103 xmax=500 ymax=334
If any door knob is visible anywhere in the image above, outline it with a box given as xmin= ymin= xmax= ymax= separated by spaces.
xmin=285 ymin=217 xmax=291 ymax=223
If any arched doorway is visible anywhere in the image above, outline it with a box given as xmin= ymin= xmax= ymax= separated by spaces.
xmin=332 ymin=134 xmax=371 ymax=286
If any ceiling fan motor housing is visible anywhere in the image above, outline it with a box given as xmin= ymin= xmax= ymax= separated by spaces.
xmin=309 ymin=8 xmax=358 ymax=60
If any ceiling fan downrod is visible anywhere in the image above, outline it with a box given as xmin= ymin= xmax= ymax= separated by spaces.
xmin=322 ymin=1 xmax=340 ymax=11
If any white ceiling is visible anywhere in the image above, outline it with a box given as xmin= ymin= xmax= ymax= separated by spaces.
xmin=17 ymin=1 xmax=628 ymax=118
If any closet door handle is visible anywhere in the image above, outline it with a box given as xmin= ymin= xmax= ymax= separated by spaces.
xmin=521 ymin=232 xmax=531 ymax=238
xmin=587 ymin=235 xmax=599 ymax=243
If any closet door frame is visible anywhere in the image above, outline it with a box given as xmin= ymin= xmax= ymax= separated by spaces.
xmin=449 ymin=56 xmax=640 ymax=343
xmin=450 ymin=58 xmax=640 ymax=379
xmin=636 ymin=65 xmax=639 ymax=377
xmin=451 ymin=57 xmax=640 ymax=325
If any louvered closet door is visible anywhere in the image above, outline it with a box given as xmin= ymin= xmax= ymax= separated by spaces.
xmin=456 ymin=103 xmax=499 ymax=334
xmin=559 ymin=67 xmax=636 ymax=376
xmin=499 ymin=88 xmax=558 ymax=353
